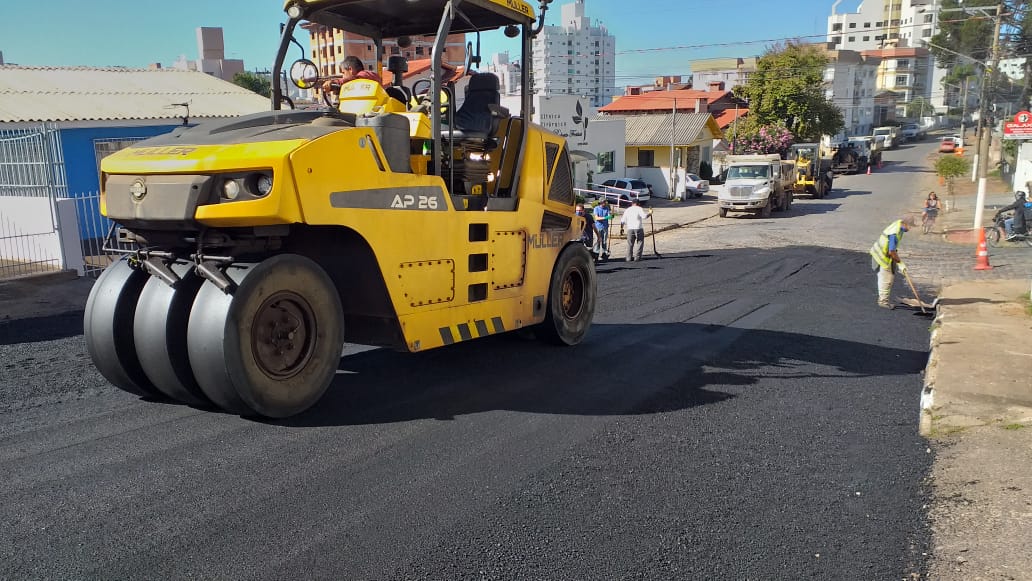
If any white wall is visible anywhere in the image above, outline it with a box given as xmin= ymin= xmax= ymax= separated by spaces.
xmin=1013 ymin=142 xmax=1032 ymax=192
xmin=0 ymin=197 xmax=84 ymax=276
xmin=0 ymin=197 xmax=61 ymax=271
xmin=500 ymin=94 xmax=627 ymax=188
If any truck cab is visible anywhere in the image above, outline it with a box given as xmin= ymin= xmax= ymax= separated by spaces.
xmin=873 ymin=126 xmax=898 ymax=149
xmin=717 ymin=154 xmax=794 ymax=218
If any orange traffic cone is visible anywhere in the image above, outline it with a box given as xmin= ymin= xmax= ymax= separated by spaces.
xmin=866 ymin=163 xmax=872 ymax=175
xmin=974 ymin=227 xmax=993 ymax=270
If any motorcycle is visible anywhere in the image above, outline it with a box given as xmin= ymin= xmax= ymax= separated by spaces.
xmin=986 ymin=211 xmax=1032 ymax=248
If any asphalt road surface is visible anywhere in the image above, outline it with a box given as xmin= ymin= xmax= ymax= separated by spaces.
xmin=0 ymin=143 xmax=937 ymax=580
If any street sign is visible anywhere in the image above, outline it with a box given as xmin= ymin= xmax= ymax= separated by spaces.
xmin=1003 ymin=111 xmax=1032 ymax=140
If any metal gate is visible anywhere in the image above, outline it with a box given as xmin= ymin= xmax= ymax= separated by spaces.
xmin=0 ymin=124 xmax=68 ymax=279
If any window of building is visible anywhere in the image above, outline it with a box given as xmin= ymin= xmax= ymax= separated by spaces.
xmin=895 ymin=75 xmax=908 ymax=85
xmin=889 ymin=32 xmax=898 ymax=39
xmin=922 ymin=28 xmax=932 ymax=37
xmin=864 ymin=21 xmax=871 ymax=28
xmin=832 ymin=36 xmax=842 ymax=44
xmin=637 ymin=150 xmax=655 ymax=167
xmin=875 ymin=21 xmax=882 ymax=26
xmin=391 ymin=46 xmax=400 ymax=55
xmin=416 ymin=46 xmax=424 ymax=55
xmin=863 ymin=35 xmax=870 ymax=41
xmin=896 ymin=59 xmax=909 ymax=68
xmin=94 ymin=138 xmax=148 ymax=177
xmin=848 ymin=22 xmax=856 ymax=28
xmin=890 ymin=19 xmax=899 ymax=25
xmin=597 ymin=151 xmax=616 ymax=175
xmin=923 ymin=14 xmax=933 ymax=23
xmin=848 ymin=36 xmax=856 ymax=42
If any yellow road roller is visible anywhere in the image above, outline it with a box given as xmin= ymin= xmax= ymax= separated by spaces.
xmin=85 ymin=0 xmax=595 ymax=418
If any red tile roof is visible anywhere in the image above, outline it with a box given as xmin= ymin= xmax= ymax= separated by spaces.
xmin=714 ymin=107 xmax=748 ymax=129
xmin=599 ymin=89 xmax=733 ymax=113
xmin=383 ymin=59 xmax=465 ymax=85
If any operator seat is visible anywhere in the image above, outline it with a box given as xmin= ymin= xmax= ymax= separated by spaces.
xmin=446 ymin=72 xmax=508 ymax=144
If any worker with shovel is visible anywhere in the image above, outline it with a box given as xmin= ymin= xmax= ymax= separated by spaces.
xmin=869 ymin=216 xmax=917 ymax=309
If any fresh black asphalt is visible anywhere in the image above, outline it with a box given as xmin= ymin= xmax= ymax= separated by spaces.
xmin=0 ymin=238 xmax=932 ymax=579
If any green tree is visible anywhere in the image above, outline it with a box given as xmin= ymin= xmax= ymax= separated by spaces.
xmin=232 ymin=72 xmax=271 ymax=98
xmin=931 ymin=1 xmax=1032 ymax=109
xmin=928 ymin=0 xmax=995 ymax=69
xmin=935 ymin=154 xmax=971 ymax=212
xmin=903 ymin=96 xmax=936 ymax=119
xmin=736 ymin=41 xmax=844 ymax=141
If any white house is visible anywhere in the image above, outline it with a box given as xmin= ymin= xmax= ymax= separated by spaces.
xmin=500 ymin=93 xmax=626 ymax=189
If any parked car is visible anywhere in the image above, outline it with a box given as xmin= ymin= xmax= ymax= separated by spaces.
xmin=597 ymin=178 xmax=651 ymax=207
xmin=939 ymin=136 xmax=957 ymax=153
xmin=900 ymin=123 xmax=922 ymax=141
xmin=683 ymin=173 xmax=710 ymax=198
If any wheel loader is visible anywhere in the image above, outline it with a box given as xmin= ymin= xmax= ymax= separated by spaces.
xmin=85 ymin=0 xmax=596 ymax=419
xmin=785 ymin=143 xmax=832 ymax=199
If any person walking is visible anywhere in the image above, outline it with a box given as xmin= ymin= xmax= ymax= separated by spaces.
xmin=869 ymin=216 xmax=916 ymax=308
xmin=592 ymin=199 xmax=611 ymax=261
xmin=620 ymin=200 xmax=651 ymax=261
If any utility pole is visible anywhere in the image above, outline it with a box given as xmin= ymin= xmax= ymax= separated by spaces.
xmin=972 ymin=3 xmax=1004 ymax=232
xmin=960 ymin=80 xmax=968 ymax=146
xmin=671 ymin=97 xmax=678 ymax=201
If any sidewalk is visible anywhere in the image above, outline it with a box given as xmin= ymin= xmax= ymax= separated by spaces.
xmin=0 ymin=270 xmax=95 ymax=323
xmin=908 ymin=143 xmax=1032 ymax=580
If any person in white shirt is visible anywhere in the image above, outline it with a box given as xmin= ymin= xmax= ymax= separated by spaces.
xmin=620 ymin=199 xmax=651 ymax=261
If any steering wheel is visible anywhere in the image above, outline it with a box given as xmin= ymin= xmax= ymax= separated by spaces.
xmin=321 ymin=83 xmax=339 ymax=108
xmin=411 ymin=78 xmax=434 ymax=113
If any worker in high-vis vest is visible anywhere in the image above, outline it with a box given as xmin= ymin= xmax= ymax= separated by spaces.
xmin=869 ymin=216 xmax=917 ymax=308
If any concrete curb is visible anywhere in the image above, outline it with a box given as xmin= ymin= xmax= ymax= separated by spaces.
xmin=919 ymin=307 xmax=945 ymax=436
xmin=0 ymin=269 xmax=78 ymax=286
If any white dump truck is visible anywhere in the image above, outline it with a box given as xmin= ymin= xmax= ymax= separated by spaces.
xmin=717 ymin=154 xmax=795 ymax=218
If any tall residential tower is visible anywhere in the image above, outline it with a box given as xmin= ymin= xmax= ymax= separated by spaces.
xmin=826 ymin=0 xmax=949 ymax=112
xmin=532 ymin=0 xmax=617 ymax=107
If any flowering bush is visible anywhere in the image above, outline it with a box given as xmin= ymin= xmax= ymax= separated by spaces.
xmin=729 ymin=123 xmax=794 ymax=156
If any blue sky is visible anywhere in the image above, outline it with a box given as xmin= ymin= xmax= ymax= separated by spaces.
xmin=1 ymin=0 xmax=851 ymax=84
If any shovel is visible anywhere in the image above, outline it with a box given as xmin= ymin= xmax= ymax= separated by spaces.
xmin=901 ymin=269 xmax=935 ymax=315
xmin=649 ymin=211 xmax=662 ymax=258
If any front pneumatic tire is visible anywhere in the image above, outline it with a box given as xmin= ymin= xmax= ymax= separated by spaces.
xmin=187 ymin=254 xmax=345 ymax=418
xmin=535 ymin=244 xmax=596 ymax=346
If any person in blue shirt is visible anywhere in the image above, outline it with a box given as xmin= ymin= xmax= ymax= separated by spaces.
xmin=869 ymin=216 xmax=916 ymax=308
xmin=592 ymin=199 xmax=611 ymax=261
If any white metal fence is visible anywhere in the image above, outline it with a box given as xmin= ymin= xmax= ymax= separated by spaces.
xmin=0 ymin=124 xmax=68 ymax=279
xmin=0 ymin=125 xmax=145 ymax=280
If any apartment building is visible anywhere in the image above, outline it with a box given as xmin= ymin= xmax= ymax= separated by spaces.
xmin=690 ymin=57 xmax=758 ymax=91
xmin=304 ymin=23 xmax=465 ymax=85
xmin=826 ymin=0 xmax=949 ymax=111
xmin=486 ymin=52 xmax=522 ymax=96
xmin=169 ymin=27 xmax=244 ymax=82
xmin=824 ymin=48 xmax=880 ymax=139
xmin=532 ymin=0 xmax=617 ymax=107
